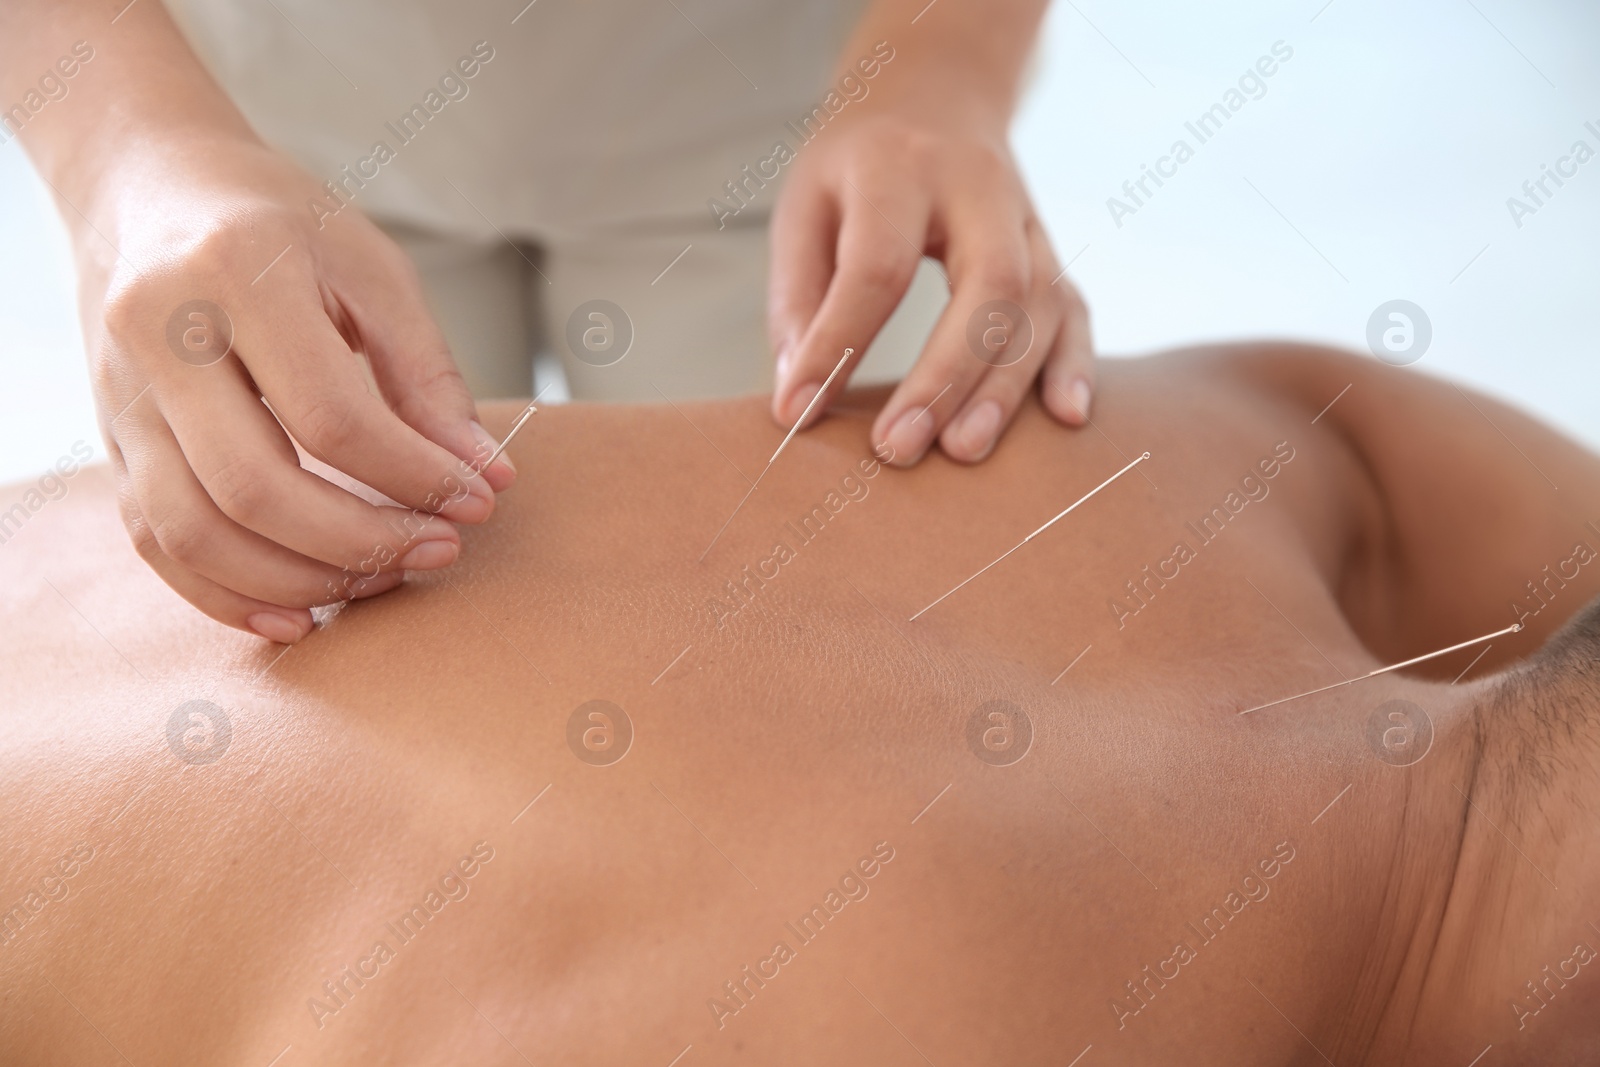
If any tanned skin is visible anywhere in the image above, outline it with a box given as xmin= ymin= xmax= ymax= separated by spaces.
xmin=1 ymin=344 xmax=1597 ymax=1065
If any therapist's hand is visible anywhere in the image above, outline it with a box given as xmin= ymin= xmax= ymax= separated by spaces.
xmin=5 ymin=0 xmax=513 ymax=643
xmin=768 ymin=2 xmax=1090 ymax=466
xmin=74 ymin=133 xmax=514 ymax=643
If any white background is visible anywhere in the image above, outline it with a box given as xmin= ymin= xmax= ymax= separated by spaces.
xmin=2 ymin=0 xmax=1596 ymax=483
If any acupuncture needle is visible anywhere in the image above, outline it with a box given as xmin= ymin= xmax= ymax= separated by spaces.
xmin=476 ymin=382 xmax=553 ymax=473
xmin=910 ymin=451 xmax=1152 ymax=620
xmin=1237 ymin=621 xmax=1523 ymax=715
xmin=699 ymin=347 xmax=856 ymax=561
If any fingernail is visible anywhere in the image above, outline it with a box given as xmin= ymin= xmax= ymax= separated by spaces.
xmin=951 ymin=400 xmax=1002 ymax=460
xmin=247 ymin=611 xmax=307 ymax=644
xmin=392 ymin=514 xmax=457 ymax=555
xmin=348 ymin=572 xmax=404 ymax=599
xmin=470 ymin=420 xmax=515 ymax=475
xmin=441 ymin=471 xmax=495 ymax=523
xmin=468 ymin=420 xmax=497 ymax=466
xmin=774 ymin=341 xmax=793 ymax=388
xmin=784 ymin=382 xmax=822 ymax=426
xmin=399 ymin=539 xmax=459 ymax=571
xmin=1066 ymin=377 xmax=1092 ymax=421
xmin=883 ymin=409 xmax=935 ymax=467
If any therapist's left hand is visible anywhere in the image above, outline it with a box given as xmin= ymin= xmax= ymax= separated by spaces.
xmin=768 ymin=90 xmax=1094 ymax=466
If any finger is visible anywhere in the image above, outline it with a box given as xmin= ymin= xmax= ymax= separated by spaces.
xmin=772 ymin=182 xmax=931 ymax=428
xmin=1038 ymin=243 xmax=1096 ymax=427
xmin=938 ymin=223 xmax=1066 ymax=463
xmin=155 ymin=357 xmax=468 ymax=573
xmin=330 ymin=236 xmax=517 ymax=492
xmin=235 ymin=266 xmax=497 ymax=523
xmin=870 ymin=197 xmax=1032 ymax=466
xmin=768 ymin=175 xmax=838 ymax=388
xmin=109 ymin=456 xmax=326 ymax=643
xmin=120 ymin=411 xmax=430 ymax=607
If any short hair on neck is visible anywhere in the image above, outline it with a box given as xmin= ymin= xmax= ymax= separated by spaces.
xmin=1483 ymin=593 xmax=1600 ymax=821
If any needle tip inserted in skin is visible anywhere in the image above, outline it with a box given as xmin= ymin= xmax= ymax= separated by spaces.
xmin=908 ymin=450 xmax=1151 ymax=621
xmin=770 ymin=347 xmax=854 ymax=462
xmin=699 ymin=347 xmax=856 ymax=562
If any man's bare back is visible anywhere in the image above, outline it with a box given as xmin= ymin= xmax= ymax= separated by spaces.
xmin=3 ymin=344 xmax=1598 ymax=1065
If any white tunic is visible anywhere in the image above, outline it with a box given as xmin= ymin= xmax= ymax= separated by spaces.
xmin=167 ymin=0 xmax=867 ymax=240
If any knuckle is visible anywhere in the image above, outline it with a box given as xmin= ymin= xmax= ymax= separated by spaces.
xmin=378 ymin=242 xmax=426 ymax=288
xmin=894 ymin=128 xmax=939 ymax=171
xmin=126 ymin=513 xmax=163 ymax=565
xmin=1052 ymin=279 xmax=1091 ymax=335
xmin=100 ymin=279 xmax=161 ymax=342
xmin=150 ymin=510 xmax=211 ymax=567
xmin=88 ymin=338 xmax=127 ymax=397
xmin=1055 ymin=276 xmax=1086 ymax=311
xmin=981 ymin=148 xmax=1012 ymax=182
xmin=391 ymin=363 xmax=468 ymax=427
xmin=184 ymin=226 xmax=243 ymax=274
xmin=957 ymin=141 xmax=1010 ymax=184
xmin=1046 ymin=257 xmax=1085 ymax=304
xmin=1064 ymin=287 xmax=1090 ymax=327
xmin=207 ymin=456 xmax=274 ymax=525
xmin=296 ymin=393 xmax=368 ymax=455
xmin=975 ymin=255 xmax=1028 ymax=302
xmin=852 ymin=249 xmax=915 ymax=296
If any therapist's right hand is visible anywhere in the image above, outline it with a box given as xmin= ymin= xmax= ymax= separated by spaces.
xmin=74 ymin=133 xmax=515 ymax=644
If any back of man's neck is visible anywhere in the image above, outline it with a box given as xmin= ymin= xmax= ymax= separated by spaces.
xmin=1409 ymin=660 xmax=1600 ymax=1062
